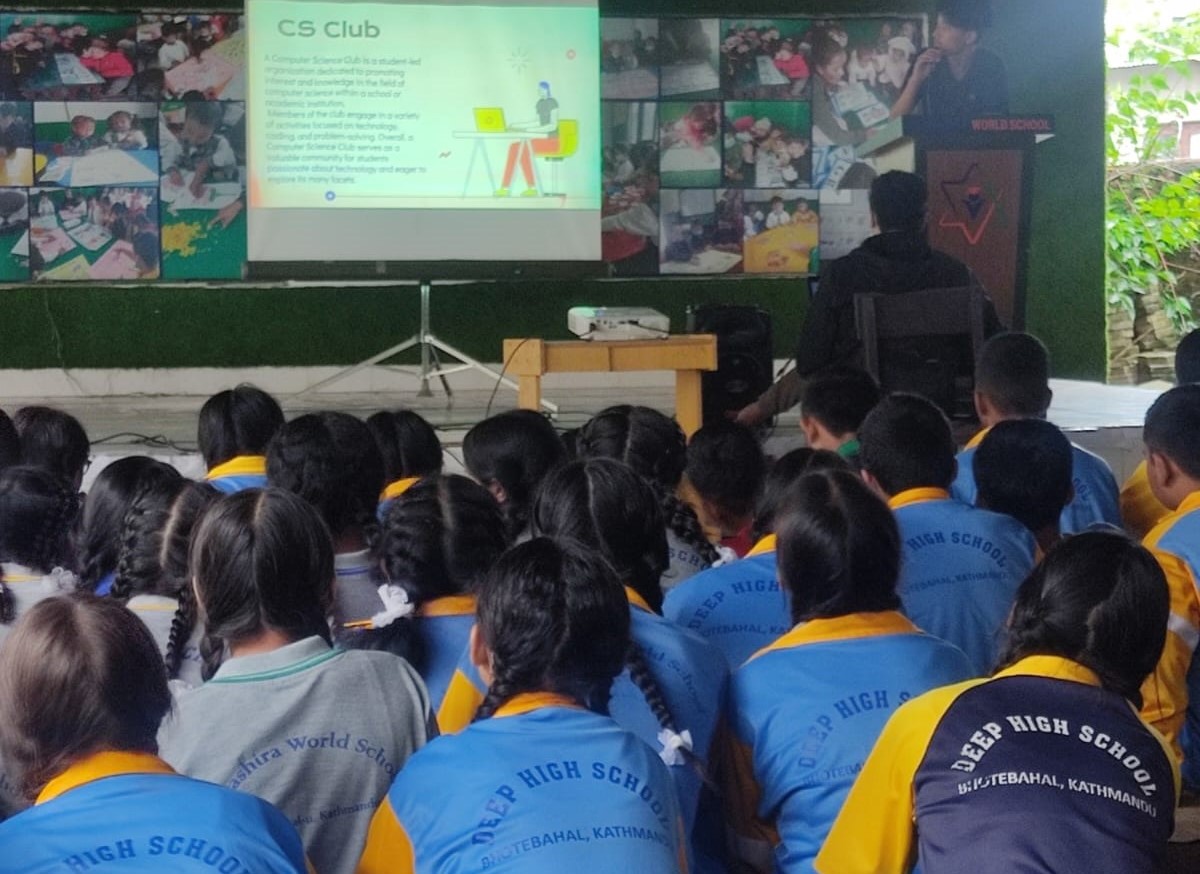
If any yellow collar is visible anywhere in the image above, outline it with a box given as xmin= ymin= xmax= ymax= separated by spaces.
xmin=205 ymin=455 xmax=267 ymax=481
xmin=624 ymin=586 xmax=654 ymax=614
xmin=746 ymin=534 xmax=777 ymax=557
xmin=993 ymin=655 xmax=1101 ymax=687
xmin=494 ymin=692 xmax=581 ymax=718
xmin=769 ymin=611 xmax=918 ymax=653
xmin=888 ymin=487 xmax=951 ymax=510
xmin=381 ymin=477 xmax=421 ymax=502
xmin=37 ymin=751 xmax=175 ymax=805
xmin=965 ymin=427 xmax=991 ymax=450
xmin=418 ymin=594 xmax=476 ymax=618
xmin=1173 ymin=490 xmax=1200 ymax=518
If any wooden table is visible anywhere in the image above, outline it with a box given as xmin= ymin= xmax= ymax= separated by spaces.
xmin=502 ymin=334 xmax=719 ymax=436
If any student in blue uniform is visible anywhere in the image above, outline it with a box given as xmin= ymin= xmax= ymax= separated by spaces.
xmin=74 ymin=456 xmax=182 ymax=596
xmin=158 ymin=488 xmax=434 ymax=874
xmin=799 ymin=366 xmax=881 ymax=468
xmin=972 ymin=418 xmax=1075 ymax=554
xmin=817 ymin=531 xmax=1178 ymax=873
xmin=0 ymin=595 xmax=310 ymax=873
xmin=373 ymin=474 xmax=509 ymax=709
xmin=358 ymin=538 xmax=687 ymax=874
xmin=859 ymin=393 xmax=1037 ymax=675
xmin=665 ymin=448 xmax=847 ymax=669
xmin=578 ymin=406 xmax=720 ymax=590
xmin=463 ymin=409 xmax=567 ymax=542
xmin=724 ymin=469 xmax=973 ymax=873
xmin=198 ymin=384 xmax=285 ymax=494
xmin=12 ymin=405 xmax=90 ymax=490
xmin=952 ymin=333 xmax=1120 ymax=534
xmin=111 ymin=478 xmax=217 ymax=686
xmin=683 ymin=420 xmax=766 ymax=557
xmin=268 ymin=412 xmax=387 ymax=642
xmin=368 ymin=409 xmax=443 ymax=519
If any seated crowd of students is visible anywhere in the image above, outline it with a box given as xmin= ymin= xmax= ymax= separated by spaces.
xmin=0 ymin=328 xmax=1197 ymax=873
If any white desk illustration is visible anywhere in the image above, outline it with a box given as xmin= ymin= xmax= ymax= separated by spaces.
xmin=450 ymin=129 xmax=549 ymax=197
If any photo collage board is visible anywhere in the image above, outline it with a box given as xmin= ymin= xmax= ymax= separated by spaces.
xmin=602 ymin=15 xmax=928 ymax=275
xmin=0 ymin=11 xmax=246 ymax=282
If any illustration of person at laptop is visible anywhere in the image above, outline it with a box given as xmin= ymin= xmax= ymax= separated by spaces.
xmin=496 ymin=80 xmax=559 ymax=197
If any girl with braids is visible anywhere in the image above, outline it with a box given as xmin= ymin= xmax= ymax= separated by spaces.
xmin=819 ymin=531 xmax=1178 ymax=874
xmin=723 ymin=469 xmax=972 ymax=874
xmin=0 ymin=466 xmax=79 ymax=646
xmin=462 ymin=409 xmax=567 ymax=542
xmin=74 ymin=456 xmax=181 ymax=596
xmin=198 ymin=384 xmax=285 ymax=493
xmin=111 ymin=478 xmax=217 ymax=687
xmin=266 ymin=411 xmax=388 ymax=642
xmin=367 ymin=408 xmax=444 ymax=519
xmin=577 ymin=404 xmax=720 ymax=590
xmin=0 ymin=596 xmax=310 ymax=872
xmin=665 ymin=447 xmax=848 ymax=669
xmin=357 ymin=537 xmax=687 ymax=874
xmin=373 ymin=475 xmax=509 ymax=709
xmin=158 ymin=489 xmax=434 ymax=874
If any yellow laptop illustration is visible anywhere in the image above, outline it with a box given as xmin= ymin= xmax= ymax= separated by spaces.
xmin=474 ymin=107 xmax=507 ymax=132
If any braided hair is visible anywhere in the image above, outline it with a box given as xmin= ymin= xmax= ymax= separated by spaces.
xmin=75 ymin=457 xmax=182 ymax=593
xmin=578 ymin=406 xmax=719 ymax=569
xmin=473 ymin=537 xmax=630 ymax=721
xmin=0 ymin=466 xmax=81 ymax=624
xmin=111 ymin=479 xmax=218 ymax=679
xmin=463 ymin=410 xmax=567 ymax=541
xmin=366 ymin=409 xmax=444 ymax=484
xmin=266 ymin=412 xmax=384 ymax=550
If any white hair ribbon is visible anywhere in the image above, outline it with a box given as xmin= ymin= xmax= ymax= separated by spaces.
xmin=658 ymin=728 xmax=694 ymax=766
xmin=369 ymin=584 xmax=416 ymax=629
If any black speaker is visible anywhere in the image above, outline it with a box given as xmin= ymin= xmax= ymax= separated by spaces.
xmin=686 ymin=304 xmax=774 ymax=425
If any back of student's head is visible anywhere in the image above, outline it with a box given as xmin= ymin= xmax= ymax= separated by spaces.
xmin=975 ymin=332 xmax=1051 ymax=418
xmin=266 ymin=411 xmax=384 ymax=541
xmin=532 ymin=458 xmax=668 ymax=613
xmin=12 ymin=406 xmax=89 ymax=489
xmin=1176 ymin=329 xmax=1200 ymax=385
xmin=974 ymin=419 xmax=1073 ymax=535
xmin=474 ymin=537 xmax=630 ymax=720
xmin=0 ymin=595 xmax=170 ymax=799
xmin=190 ymin=488 xmax=334 ymax=664
xmin=753 ymin=447 xmax=848 ymax=540
xmin=0 ymin=409 xmax=20 ymax=472
xmin=367 ymin=409 xmax=443 ymax=484
xmin=801 ymin=366 xmax=881 ymax=437
xmin=868 ymin=170 xmax=927 ymax=234
xmin=378 ymin=474 xmax=509 ymax=605
xmin=1143 ymin=383 xmax=1200 ymax=480
xmin=937 ymin=0 xmax=994 ymax=32
xmin=75 ymin=456 xmax=182 ymax=592
xmin=999 ymin=531 xmax=1167 ymax=705
xmin=685 ymin=421 xmax=766 ymax=532
xmin=578 ymin=405 xmax=719 ymax=566
xmin=197 ymin=384 xmax=284 ymax=469
xmin=0 ymin=465 xmax=80 ymax=623
xmin=858 ymin=392 xmax=956 ymax=495
xmin=776 ymin=469 xmax=902 ymax=624
xmin=462 ymin=410 xmax=567 ymax=539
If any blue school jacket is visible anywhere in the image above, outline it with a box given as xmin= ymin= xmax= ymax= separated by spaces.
xmin=414 ymin=595 xmax=476 ymax=713
xmin=951 ymin=428 xmax=1121 ymax=534
xmin=890 ymin=488 xmax=1037 ymax=676
xmin=438 ymin=588 xmax=728 ymax=874
xmin=357 ymin=694 xmax=687 ymax=874
xmin=663 ymin=535 xmax=791 ymax=669
xmin=0 ymin=751 xmax=310 ymax=874
xmin=816 ymin=656 xmax=1178 ymax=873
xmin=725 ymin=612 xmax=973 ymax=874
xmin=204 ymin=455 xmax=268 ymax=494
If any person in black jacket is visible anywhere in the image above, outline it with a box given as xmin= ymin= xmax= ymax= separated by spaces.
xmin=736 ymin=170 xmax=1001 ymax=425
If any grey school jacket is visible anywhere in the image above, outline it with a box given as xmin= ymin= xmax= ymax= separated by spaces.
xmin=158 ymin=636 xmax=436 ymax=874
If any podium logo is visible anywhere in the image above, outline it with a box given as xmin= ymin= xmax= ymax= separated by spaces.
xmin=937 ymin=163 xmax=1000 ymax=247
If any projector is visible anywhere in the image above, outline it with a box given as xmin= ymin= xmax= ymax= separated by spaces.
xmin=567 ymin=307 xmax=670 ymax=341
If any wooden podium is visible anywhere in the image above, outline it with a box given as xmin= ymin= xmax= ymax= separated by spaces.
xmin=859 ymin=115 xmax=1055 ymax=330
xmin=502 ymin=335 xmax=718 ymax=436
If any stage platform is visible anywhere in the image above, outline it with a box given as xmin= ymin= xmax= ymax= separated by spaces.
xmin=0 ymin=374 xmax=1167 ymax=489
